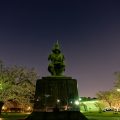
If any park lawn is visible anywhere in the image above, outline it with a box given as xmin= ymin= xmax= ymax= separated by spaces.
xmin=83 ymin=111 xmax=120 ymax=117
xmin=0 ymin=112 xmax=30 ymax=119
xmin=1 ymin=112 xmax=120 ymax=120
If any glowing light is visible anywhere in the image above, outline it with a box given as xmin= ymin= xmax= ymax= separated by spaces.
xmin=2 ymin=106 xmax=5 ymax=110
xmin=74 ymin=100 xmax=79 ymax=105
xmin=2 ymin=105 xmax=7 ymax=111
xmin=57 ymin=99 xmax=60 ymax=103
xmin=79 ymin=98 xmax=82 ymax=101
xmin=117 ymin=89 xmax=120 ymax=92
xmin=0 ymin=83 xmax=2 ymax=90
xmin=26 ymin=106 xmax=31 ymax=111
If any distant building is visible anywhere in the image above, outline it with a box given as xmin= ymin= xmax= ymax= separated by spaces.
xmin=2 ymin=100 xmax=32 ymax=112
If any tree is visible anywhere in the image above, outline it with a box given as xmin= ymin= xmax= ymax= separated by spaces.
xmin=96 ymin=91 xmax=113 ymax=108
xmin=109 ymin=90 xmax=120 ymax=111
xmin=114 ymin=72 xmax=120 ymax=90
xmin=0 ymin=61 xmax=39 ymax=113
xmin=94 ymin=101 xmax=106 ymax=112
xmin=96 ymin=90 xmax=120 ymax=111
xmin=96 ymin=71 xmax=120 ymax=112
xmin=80 ymin=103 xmax=88 ymax=112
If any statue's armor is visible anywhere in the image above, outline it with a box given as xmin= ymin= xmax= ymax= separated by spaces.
xmin=48 ymin=41 xmax=65 ymax=76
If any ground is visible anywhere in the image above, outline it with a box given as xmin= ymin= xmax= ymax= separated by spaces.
xmin=0 ymin=112 xmax=29 ymax=120
xmin=0 ymin=112 xmax=120 ymax=120
xmin=84 ymin=111 xmax=120 ymax=120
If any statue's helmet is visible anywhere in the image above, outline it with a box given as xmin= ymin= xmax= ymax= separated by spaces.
xmin=52 ymin=41 xmax=61 ymax=53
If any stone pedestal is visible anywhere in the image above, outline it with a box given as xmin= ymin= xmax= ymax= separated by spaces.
xmin=34 ymin=76 xmax=79 ymax=112
xmin=25 ymin=76 xmax=88 ymax=120
xmin=25 ymin=111 xmax=88 ymax=120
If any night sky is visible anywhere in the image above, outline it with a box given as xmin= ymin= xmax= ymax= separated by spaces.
xmin=0 ymin=0 xmax=120 ymax=97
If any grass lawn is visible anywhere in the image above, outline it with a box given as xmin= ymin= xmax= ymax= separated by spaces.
xmin=83 ymin=111 xmax=120 ymax=116
xmin=0 ymin=112 xmax=30 ymax=120
xmin=0 ymin=112 xmax=120 ymax=120
xmin=83 ymin=111 xmax=120 ymax=120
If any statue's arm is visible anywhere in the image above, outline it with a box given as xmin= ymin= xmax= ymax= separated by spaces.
xmin=48 ymin=54 xmax=51 ymax=60
xmin=63 ymin=55 xmax=65 ymax=60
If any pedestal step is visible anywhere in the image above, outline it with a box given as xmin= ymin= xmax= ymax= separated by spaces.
xmin=25 ymin=111 xmax=88 ymax=120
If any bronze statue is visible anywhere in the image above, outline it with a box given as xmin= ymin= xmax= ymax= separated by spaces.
xmin=48 ymin=41 xmax=65 ymax=76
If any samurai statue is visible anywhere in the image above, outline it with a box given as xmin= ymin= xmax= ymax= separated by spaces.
xmin=48 ymin=41 xmax=65 ymax=76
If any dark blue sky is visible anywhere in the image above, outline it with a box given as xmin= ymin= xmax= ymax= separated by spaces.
xmin=0 ymin=0 xmax=120 ymax=97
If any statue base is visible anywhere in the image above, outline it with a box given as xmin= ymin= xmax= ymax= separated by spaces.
xmin=25 ymin=111 xmax=88 ymax=120
xmin=34 ymin=76 xmax=79 ymax=111
xmin=25 ymin=76 xmax=88 ymax=119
